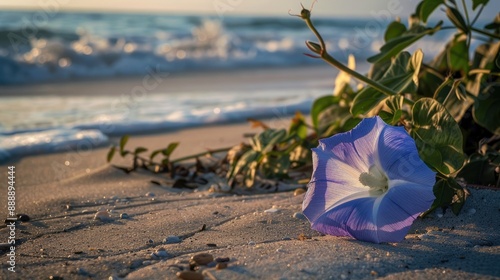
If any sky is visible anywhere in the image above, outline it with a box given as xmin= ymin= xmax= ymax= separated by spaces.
xmin=0 ymin=0 xmax=418 ymax=17
xmin=0 ymin=0 xmax=497 ymax=19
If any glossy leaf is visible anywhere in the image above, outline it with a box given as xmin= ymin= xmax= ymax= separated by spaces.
xmin=418 ymin=0 xmax=444 ymax=23
xmin=107 ymin=146 xmax=116 ymax=163
xmin=379 ymin=95 xmax=404 ymax=125
xmin=472 ymin=0 xmax=489 ymax=10
xmin=426 ymin=178 xmax=466 ymax=215
xmin=162 ymin=142 xmax=180 ymax=157
xmin=119 ymin=135 xmax=129 ymax=155
xmin=446 ymin=7 xmax=469 ymax=34
xmin=134 ymin=147 xmax=148 ymax=155
xmin=311 ymin=95 xmax=351 ymax=136
xmin=473 ymin=85 xmax=500 ymax=135
xmin=458 ymin=155 xmax=497 ymax=185
xmin=384 ymin=21 xmax=407 ymax=42
xmin=447 ymin=35 xmax=469 ymax=73
xmin=352 ymin=50 xmax=423 ymax=116
xmin=410 ymin=98 xmax=465 ymax=174
xmin=367 ymin=22 xmax=442 ymax=63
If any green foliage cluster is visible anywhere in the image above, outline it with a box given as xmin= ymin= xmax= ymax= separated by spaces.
xmin=107 ymin=0 xmax=499 ymax=215
xmin=294 ymin=0 xmax=499 ymax=215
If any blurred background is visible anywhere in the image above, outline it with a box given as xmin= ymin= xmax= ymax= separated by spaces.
xmin=0 ymin=0 xmax=495 ymax=162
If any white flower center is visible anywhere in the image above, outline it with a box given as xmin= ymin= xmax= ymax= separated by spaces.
xmin=359 ymin=164 xmax=388 ymax=194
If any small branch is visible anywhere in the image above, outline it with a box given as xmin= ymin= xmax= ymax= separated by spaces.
xmin=471 ymin=27 xmax=500 ymax=40
xmin=171 ymin=147 xmax=232 ymax=164
xmin=470 ymin=5 xmax=484 ymax=26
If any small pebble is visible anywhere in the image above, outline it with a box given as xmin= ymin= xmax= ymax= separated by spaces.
xmin=248 ymin=241 xmax=256 ymax=246
xmin=293 ymin=212 xmax=306 ymax=220
xmin=66 ymin=205 xmax=73 ymax=210
xmin=216 ymin=262 xmax=228 ymax=270
xmin=146 ymin=239 xmax=154 ymax=245
xmin=154 ymin=248 xmax=168 ymax=258
xmin=176 ymin=271 xmax=203 ymax=280
xmin=191 ymin=253 xmax=214 ymax=265
xmin=17 ymin=214 xmax=30 ymax=222
xmin=120 ymin=213 xmax=129 ymax=219
xmin=164 ymin=236 xmax=181 ymax=244
xmin=294 ymin=188 xmax=306 ymax=196
xmin=206 ymin=243 xmax=217 ymax=247
xmin=145 ymin=192 xmax=155 ymax=197
xmin=94 ymin=211 xmax=112 ymax=222
xmin=264 ymin=208 xmax=280 ymax=214
xmin=49 ymin=276 xmax=64 ymax=280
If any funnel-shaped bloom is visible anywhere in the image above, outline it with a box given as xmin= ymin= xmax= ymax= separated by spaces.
xmin=303 ymin=116 xmax=435 ymax=243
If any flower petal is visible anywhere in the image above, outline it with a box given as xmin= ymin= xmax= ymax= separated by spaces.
xmin=377 ymin=124 xmax=436 ymax=186
xmin=304 ymin=117 xmax=386 ymax=224
xmin=311 ymin=182 xmax=433 ymax=243
xmin=304 ymin=116 xmax=436 ymax=243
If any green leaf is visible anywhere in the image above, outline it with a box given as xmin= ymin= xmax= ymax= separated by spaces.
xmin=447 ymin=35 xmax=469 ymax=73
xmin=119 ymin=135 xmax=129 ymax=154
xmin=289 ymin=112 xmax=308 ymax=140
xmin=379 ymin=95 xmax=404 ymax=125
xmin=367 ymin=21 xmax=442 ymax=63
xmin=446 ymin=7 xmax=469 ymax=34
xmin=384 ymin=21 xmax=407 ymax=42
xmin=162 ymin=142 xmax=180 ymax=157
xmin=451 ymin=188 xmax=467 ymax=215
xmin=418 ymin=0 xmax=444 ymax=23
xmin=311 ymin=95 xmax=351 ymax=136
xmin=458 ymin=155 xmax=497 ymax=185
xmin=426 ymin=178 xmax=467 ymax=216
xmin=261 ymin=129 xmax=287 ymax=154
xmin=472 ymin=0 xmax=489 ymax=10
xmin=134 ymin=147 xmax=148 ymax=155
xmin=410 ymin=98 xmax=465 ymax=174
xmin=473 ymin=85 xmax=500 ymax=135
xmin=352 ymin=50 xmax=423 ymax=116
xmin=107 ymin=147 xmax=116 ymax=163
xmin=427 ymin=178 xmax=456 ymax=213
xmin=150 ymin=149 xmax=162 ymax=161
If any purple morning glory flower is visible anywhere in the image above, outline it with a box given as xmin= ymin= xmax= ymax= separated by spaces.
xmin=302 ymin=116 xmax=436 ymax=243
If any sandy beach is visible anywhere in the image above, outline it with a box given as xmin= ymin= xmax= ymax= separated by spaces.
xmin=1 ymin=68 xmax=500 ymax=280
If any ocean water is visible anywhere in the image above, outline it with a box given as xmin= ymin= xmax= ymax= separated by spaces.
xmin=0 ymin=10 xmax=452 ymax=162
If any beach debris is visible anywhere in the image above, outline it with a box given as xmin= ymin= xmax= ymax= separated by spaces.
xmin=248 ymin=241 xmax=256 ymax=246
xmin=120 ymin=213 xmax=129 ymax=219
xmin=298 ymin=233 xmax=311 ymax=241
xmin=199 ymin=224 xmax=207 ymax=232
xmin=176 ymin=271 xmax=203 ymax=280
xmin=215 ymin=257 xmax=230 ymax=263
xmin=206 ymin=243 xmax=217 ymax=247
xmin=164 ymin=235 xmax=182 ymax=244
xmin=145 ymin=192 xmax=155 ymax=197
xmin=293 ymin=212 xmax=306 ymax=220
xmin=191 ymin=253 xmax=214 ymax=266
xmin=294 ymin=188 xmax=306 ymax=196
xmin=264 ymin=205 xmax=280 ymax=213
xmin=146 ymin=239 xmax=154 ymax=245
xmin=94 ymin=211 xmax=112 ymax=222
xmin=216 ymin=262 xmax=228 ymax=270
xmin=17 ymin=214 xmax=30 ymax=222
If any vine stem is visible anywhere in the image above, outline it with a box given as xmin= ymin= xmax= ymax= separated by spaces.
xmin=301 ymin=8 xmax=415 ymax=106
xmin=171 ymin=147 xmax=232 ymax=164
xmin=471 ymin=27 xmax=500 ymax=40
